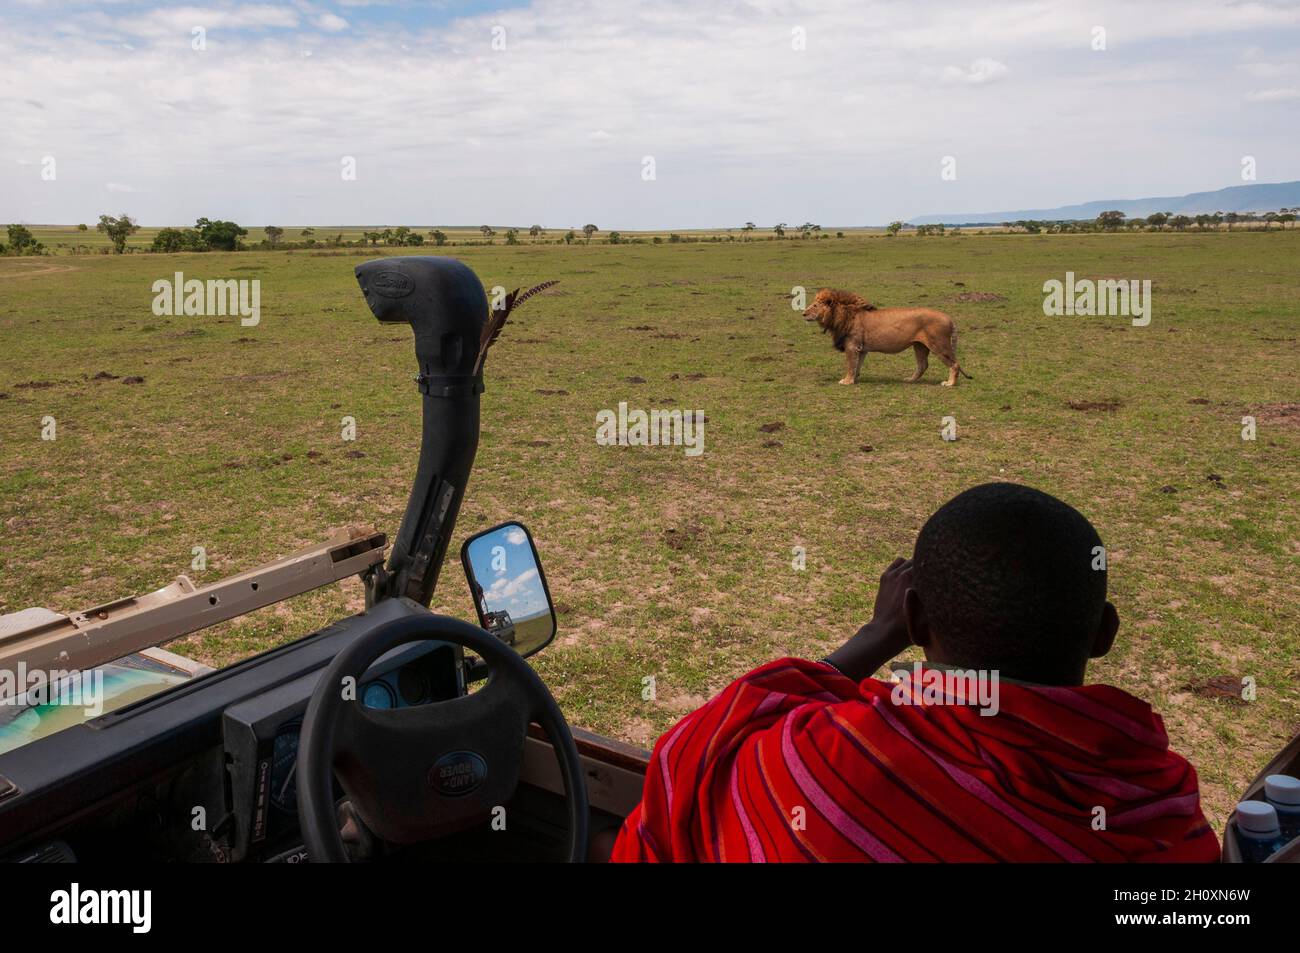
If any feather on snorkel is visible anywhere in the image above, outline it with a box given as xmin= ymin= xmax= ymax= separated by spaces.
xmin=472 ymin=280 xmax=559 ymax=376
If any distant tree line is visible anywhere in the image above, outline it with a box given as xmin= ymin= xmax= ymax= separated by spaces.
xmin=933 ymin=208 xmax=1297 ymax=234
xmin=6 ymin=207 xmax=1294 ymax=257
xmin=1043 ymin=209 xmax=1295 ymax=232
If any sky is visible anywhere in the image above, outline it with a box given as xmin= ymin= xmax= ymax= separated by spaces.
xmin=2 ymin=0 xmax=1299 ymax=228
xmin=466 ymin=524 xmax=550 ymax=621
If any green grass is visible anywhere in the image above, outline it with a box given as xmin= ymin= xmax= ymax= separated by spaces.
xmin=1 ymin=231 xmax=1297 ymax=829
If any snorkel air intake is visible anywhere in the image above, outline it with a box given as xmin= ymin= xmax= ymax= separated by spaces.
xmin=355 ymin=257 xmax=487 ymax=606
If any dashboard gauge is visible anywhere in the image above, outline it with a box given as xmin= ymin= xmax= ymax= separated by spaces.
xmin=362 ymin=680 xmax=396 ymax=710
xmin=397 ymin=667 xmax=429 ymax=706
xmin=269 ymin=722 xmax=301 ymax=813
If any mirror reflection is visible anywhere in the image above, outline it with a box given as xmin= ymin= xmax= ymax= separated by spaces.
xmin=462 ymin=522 xmax=556 ymax=659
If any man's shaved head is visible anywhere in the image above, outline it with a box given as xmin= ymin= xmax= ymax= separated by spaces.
xmin=911 ymin=482 xmax=1109 ymax=683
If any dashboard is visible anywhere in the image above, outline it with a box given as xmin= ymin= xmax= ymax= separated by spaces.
xmin=223 ymin=638 xmax=461 ymax=861
xmin=0 ymin=596 xmax=472 ymax=861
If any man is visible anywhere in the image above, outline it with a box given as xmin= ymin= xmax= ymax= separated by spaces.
xmin=611 ymin=483 xmax=1220 ymax=862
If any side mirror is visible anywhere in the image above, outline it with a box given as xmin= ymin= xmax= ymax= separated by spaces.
xmin=460 ymin=522 xmax=557 ymax=659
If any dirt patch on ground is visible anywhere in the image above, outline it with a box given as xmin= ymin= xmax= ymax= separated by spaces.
xmin=1250 ymin=402 xmax=1300 ymax=427
xmin=1181 ymin=676 xmax=1250 ymax=705
xmin=952 ymin=291 xmax=1006 ymax=302
xmin=663 ymin=522 xmax=704 ymax=551
xmin=0 ymin=261 xmax=79 ymax=281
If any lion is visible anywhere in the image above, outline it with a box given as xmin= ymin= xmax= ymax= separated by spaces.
xmin=802 ymin=288 xmax=972 ymax=386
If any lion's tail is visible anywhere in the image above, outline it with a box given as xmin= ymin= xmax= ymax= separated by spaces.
xmin=951 ymin=326 xmax=973 ymax=379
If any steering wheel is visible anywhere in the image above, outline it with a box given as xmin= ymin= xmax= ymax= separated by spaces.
xmin=297 ymin=613 xmax=589 ymax=862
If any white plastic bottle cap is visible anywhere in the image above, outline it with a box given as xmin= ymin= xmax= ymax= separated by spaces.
xmin=1264 ymin=775 xmax=1300 ymax=808
xmin=1236 ymin=800 xmax=1281 ymax=837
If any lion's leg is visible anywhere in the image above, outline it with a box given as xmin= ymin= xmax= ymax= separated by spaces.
xmin=937 ymin=350 xmax=962 ymax=387
xmin=840 ymin=348 xmax=864 ymax=384
xmin=930 ymin=332 xmax=965 ymax=387
xmin=906 ymin=343 xmax=929 ymax=382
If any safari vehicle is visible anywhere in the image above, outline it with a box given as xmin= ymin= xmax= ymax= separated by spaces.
xmin=0 ymin=258 xmax=644 ymax=863
xmin=483 ymin=610 xmax=517 ymax=647
xmin=0 ymin=257 xmax=1293 ymax=865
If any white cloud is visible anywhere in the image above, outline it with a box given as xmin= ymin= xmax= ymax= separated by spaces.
xmin=504 ymin=527 xmax=527 ymax=546
xmin=939 ymin=57 xmax=1009 ymax=85
xmin=1239 ymin=61 xmax=1295 ymax=79
xmin=487 ymin=567 xmax=539 ymax=600
xmin=111 ymin=4 xmax=301 ymax=39
xmin=1244 ymin=87 xmax=1300 ymax=102
xmin=1 ymin=1 xmax=1298 ymax=226
xmin=315 ymin=13 xmax=349 ymax=33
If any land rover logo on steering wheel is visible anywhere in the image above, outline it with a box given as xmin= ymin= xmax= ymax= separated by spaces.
xmin=429 ymin=751 xmax=487 ymax=796
xmin=370 ymin=270 xmax=415 ymax=298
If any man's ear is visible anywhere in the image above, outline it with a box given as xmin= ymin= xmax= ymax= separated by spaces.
xmin=1089 ymin=601 xmax=1119 ymax=659
xmin=904 ymin=588 xmax=929 ymax=648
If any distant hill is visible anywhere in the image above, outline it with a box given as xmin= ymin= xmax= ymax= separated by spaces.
xmin=909 ymin=181 xmax=1300 ymax=226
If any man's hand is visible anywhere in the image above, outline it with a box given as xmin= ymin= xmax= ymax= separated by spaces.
xmin=866 ymin=556 xmax=914 ymax=654
xmin=823 ymin=557 xmax=915 ymax=681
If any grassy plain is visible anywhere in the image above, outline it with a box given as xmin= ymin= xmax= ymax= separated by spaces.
xmin=1 ymin=231 xmax=1297 ymax=827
